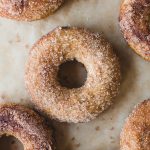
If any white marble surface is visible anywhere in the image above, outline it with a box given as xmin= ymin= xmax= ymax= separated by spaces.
xmin=0 ymin=0 xmax=150 ymax=150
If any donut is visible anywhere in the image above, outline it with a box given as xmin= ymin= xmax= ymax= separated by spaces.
xmin=0 ymin=103 xmax=54 ymax=150
xmin=25 ymin=26 xmax=121 ymax=123
xmin=120 ymin=100 xmax=150 ymax=150
xmin=0 ymin=0 xmax=64 ymax=21
xmin=119 ymin=0 xmax=150 ymax=61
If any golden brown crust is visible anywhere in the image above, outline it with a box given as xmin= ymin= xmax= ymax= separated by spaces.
xmin=0 ymin=103 xmax=54 ymax=150
xmin=25 ymin=26 xmax=121 ymax=123
xmin=0 ymin=0 xmax=64 ymax=21
xmin=119 ymin=0 xmax=150 ymax=61
xmin=120 ymin=100 xmax=150 ymax=150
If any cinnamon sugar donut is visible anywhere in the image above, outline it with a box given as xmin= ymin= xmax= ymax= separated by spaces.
xmin=120 ymin=100 xmax=150 ymax=150
xmin=0 ymin=103 xmax=54 ymax=150
xmin=25 ymin=26 xmax=121 ymax=123
xmin=0 ymin=0 xmax=64 ymax=21
xmin=119 ymin=0 xmax=150 ymax=61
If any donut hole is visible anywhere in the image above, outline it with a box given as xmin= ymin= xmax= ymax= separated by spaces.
xmin=0 ymin=135 xmax=24 ymax=150
xmin=57 ymin=59 xmax=87 ymax=89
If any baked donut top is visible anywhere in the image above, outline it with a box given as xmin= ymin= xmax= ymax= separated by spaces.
xmin=0 ymin=0 xmax=25 ymax=15
xmin=0 ymin=104 xmax=53 ymax=150
xmin=25 ymin=27 xmax=121 ymax=122
xmin=121 ymin=100 xmax=150 ymax=150
xmin=130 ymin=100 xmax=150 ymax=149
xmin=0 ymin=0 xmax=64 ymax=21
xmin=120 ymin=0 xmax=150 ymax=59
xmin=131 ymin=0 xmax=150 ymax=44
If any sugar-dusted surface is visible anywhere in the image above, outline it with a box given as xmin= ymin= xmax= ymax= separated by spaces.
xmin=0 ymin=0 xmax=64 ymax=21
xmin=0 ymin=0 xmax=150 ymax=150
xmin=25 ymin=26 xmax=121 ymax=123
xmin=119 ymin=0 xmax=150 ymax=61
xmin=0 ymin=104 xmax=53 ymax=150
xmin=120 ymin=100 xmax=150 ymax=150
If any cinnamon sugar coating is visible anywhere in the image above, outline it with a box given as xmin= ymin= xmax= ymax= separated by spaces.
xmin=25 ymin=26 xmax=121 ymax=123
xmin=0 ymin=0 xmax=64 ymax=21
xmin=120 ymin=100 xmax=150 ymax=150
xmin=119 ymin=0 xmax=150 ymax=61
xmin=0 ymin=103 xmax=54 ymax=150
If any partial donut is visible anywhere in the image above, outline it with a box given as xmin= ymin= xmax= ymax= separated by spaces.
xmin=0 ymin=0 xmax=64 ymax=21
xmin=0 ymin=103 xmax=54 ymax=150
xmin=119 ymin=0 xmax=150 ymax=61
xmin=120 ymin=100 xmax=150 ymax=150
xmin=25 ymin=26 xmax=121 ymax=123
